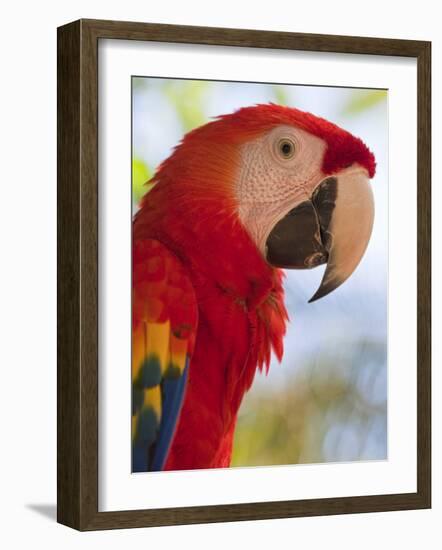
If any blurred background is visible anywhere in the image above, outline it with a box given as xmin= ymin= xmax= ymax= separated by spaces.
xmin=132 ymin=77 xmax=388 ymax=467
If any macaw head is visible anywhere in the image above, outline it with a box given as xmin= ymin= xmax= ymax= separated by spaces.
xmin=154 ymin=103 xmax=375 ymax=302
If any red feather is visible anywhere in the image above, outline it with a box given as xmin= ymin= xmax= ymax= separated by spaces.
xmin=134 ymin=187 xmax=287 ymax=469
xmin=133 ymin=103 xmax=372 ymax=469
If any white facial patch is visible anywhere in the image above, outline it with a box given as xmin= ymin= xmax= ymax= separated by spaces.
xmin=236 ymin=125 xmax=327 ymax=255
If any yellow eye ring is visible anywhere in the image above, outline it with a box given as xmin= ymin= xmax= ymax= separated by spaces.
xmin=277 ymin=138 xmax=296 ymax=159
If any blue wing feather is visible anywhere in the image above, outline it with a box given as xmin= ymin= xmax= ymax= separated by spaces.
xmin=132 ymin=238 xmax=197 ymax=473
xmin=150 ymin=360 xmax=190 ymax=471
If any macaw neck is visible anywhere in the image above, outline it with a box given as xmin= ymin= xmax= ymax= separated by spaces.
xmin=134 ymin=184 xmax=278 ymax=310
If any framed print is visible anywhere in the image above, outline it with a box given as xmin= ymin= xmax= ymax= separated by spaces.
xmin=57 ymin=19 xmax=431 ymax=530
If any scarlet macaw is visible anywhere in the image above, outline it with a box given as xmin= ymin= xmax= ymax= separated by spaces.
xmin=132 ymin=104 xmax=375 ymax=472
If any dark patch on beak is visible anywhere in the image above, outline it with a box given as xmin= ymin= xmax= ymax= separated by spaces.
xmin=266 ymin=177 xmax=337 ymax=270
xmin=311 ymin=177 xmax=338 ymax=251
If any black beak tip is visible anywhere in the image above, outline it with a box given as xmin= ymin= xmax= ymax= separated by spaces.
xmin=308 ymin=280 xmax=340 ymax=303
xmin=308 ymin=291 xmax=323 ymax=304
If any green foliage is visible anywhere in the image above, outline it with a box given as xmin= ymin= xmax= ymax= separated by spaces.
xmin=342 ymin=89 xmax=387 ymax=116
xmin=232 ymin=340 xmax=386 ymax=467
xmin=163 ymin=80 xmax=210 ymax=132
xmin=132 ymin=157 xmax=153 ymax=206
xmin=271 ymin=85 xmax=290 ymax=106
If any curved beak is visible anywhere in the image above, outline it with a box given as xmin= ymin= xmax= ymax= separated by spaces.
xmin=265 ymin=171 xmax=374 ymax=302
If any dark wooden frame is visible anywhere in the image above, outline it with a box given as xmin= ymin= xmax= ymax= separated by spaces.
xmin=57 ymin=18 xmax=431 ymax=531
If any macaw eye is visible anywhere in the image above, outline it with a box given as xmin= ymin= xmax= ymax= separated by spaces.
xmin=278 ymin=138 xmax=296 ymax=159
